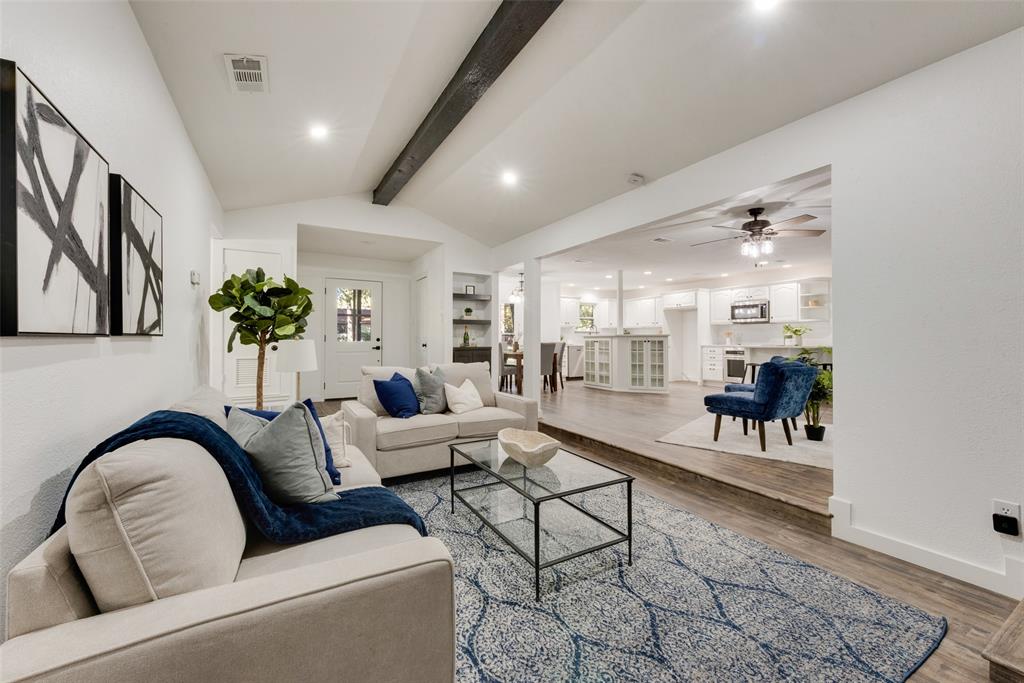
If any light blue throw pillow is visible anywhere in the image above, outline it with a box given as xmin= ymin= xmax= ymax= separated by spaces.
xmin=226 ymin=402 xmax=337 ymax=505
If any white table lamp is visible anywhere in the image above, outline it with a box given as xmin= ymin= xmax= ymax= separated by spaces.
xmin=276 ymin=339 xmax=318 ymax=401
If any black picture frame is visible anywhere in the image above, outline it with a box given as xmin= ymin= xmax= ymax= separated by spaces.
xmin=109 ymin=174 xmax=163 ymax=336
xmin=0 ymin=59 xmax=111 ymax=336
xmin=464 ymin=285 xmax=476 ymax=294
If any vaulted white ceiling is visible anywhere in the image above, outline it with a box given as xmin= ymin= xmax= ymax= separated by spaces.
xmin=133 ymin=1 xmax=1022 ymax=245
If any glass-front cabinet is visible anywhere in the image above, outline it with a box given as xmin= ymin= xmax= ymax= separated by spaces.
xmin=583 ymin=338 xmax=611 ymax=386
xmin=629 ymin=338 xmax=665 ymax=390
xmin=584 ymin=335 xmax=668 ymax=394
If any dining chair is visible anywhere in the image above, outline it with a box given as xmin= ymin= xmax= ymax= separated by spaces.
xmin=552 ymin=341 xmax=566 ymax=390
xmin=540 ymin=342 xmax=556 ymax=392
xmin=498 ymin=342 xmax=518 ymax=393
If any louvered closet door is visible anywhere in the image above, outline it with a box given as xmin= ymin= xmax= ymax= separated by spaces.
xmin=222 ymin=248 xmax=285 ymax=407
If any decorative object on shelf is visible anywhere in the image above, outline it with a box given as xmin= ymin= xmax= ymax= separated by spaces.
xmin=723 ymin=330 xmax=734 ymax=345
xmin=208 ymin=268 xmax=313 ymax=409
xmin=464 ymin=285 xmax=476 ymax=295
xmin=463 ymin=306 xmax=473 ymax=318
xmin=507 ymin=272 xmax=524 ymax=304
xmin=462 ymin=325 xmax=471 ymax=347
xmin=803 ymin=368 xmax=832 ymax=441
xmin=497 ymin=428 xmax=560 ymax=468
xmin=109 ymin=175 xmax=163 ymax=335
xmin=275 ymin=339 xmax=318 ymax=401
xmin=783 ymin=324 xmax=811 ymax=346
xmin=1 ymin=60 xmax=111 ymax=336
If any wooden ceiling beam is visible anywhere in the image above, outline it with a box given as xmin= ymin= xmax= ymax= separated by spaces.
xmin=372 ymin=0 xmax=561 ymax=205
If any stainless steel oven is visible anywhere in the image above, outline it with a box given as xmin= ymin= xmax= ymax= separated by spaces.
xmin=724 ymin=348 xmax=749 ymax=383
xmin=730 ymin=300 xmax=769 ymax=324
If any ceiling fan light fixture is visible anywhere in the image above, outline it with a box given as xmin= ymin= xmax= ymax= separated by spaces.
xmin=761 ymin=238 xmax=774 ymax=255
xmin=740 ymin=240 xmax=751 ymax=257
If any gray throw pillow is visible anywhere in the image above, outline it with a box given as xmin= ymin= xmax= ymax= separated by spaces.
xmin=226 ymin=403 xmax=337 ymax=505
xmin=415 ymin=366 xmax=447 ymax=414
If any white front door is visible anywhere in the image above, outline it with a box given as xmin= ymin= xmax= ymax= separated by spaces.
xmin=324 ymin=278 xmax=383 ymax=399
xmin=414 ymin=275 xmax=430 ymax=367
xmin=222 ymin=248 xmax=285 ymax=406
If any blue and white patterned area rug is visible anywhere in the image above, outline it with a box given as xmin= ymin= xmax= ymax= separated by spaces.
xmin=392 ymin=474 xmax=946 ymax=682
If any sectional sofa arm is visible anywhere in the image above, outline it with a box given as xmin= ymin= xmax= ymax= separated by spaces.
xmin=0 ymin=538 xmax=455 ymax=683
xmin=494 ymin=393 xmax=539 ymax=431
xmin=341 ymin=400 xmax=378 ymax=467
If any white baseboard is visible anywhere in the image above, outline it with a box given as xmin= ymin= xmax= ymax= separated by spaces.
xmin=830 ymin=496 xmax=1024 ymax=599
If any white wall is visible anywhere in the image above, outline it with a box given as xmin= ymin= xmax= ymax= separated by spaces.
xmin=298 ymin=252 xmax=412 ymax=400
xmin=0 ymin=0 xmax=223 ymax=637
xmin=494 ymin=30 xmax=1024 ymax=597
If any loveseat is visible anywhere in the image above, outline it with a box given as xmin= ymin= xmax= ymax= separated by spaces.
xmin=0 ymin=392 xmax=454 ymax=683
xmin=343 ymin=362 xmax=538 ymax=479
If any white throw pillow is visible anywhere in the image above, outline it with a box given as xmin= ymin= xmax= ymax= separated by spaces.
xmin=444 ymin=379 xmax=484 ymax=414
xmin=170 ymin=385 xmax=233 ymax=430
xmin=321 ymin=411 xmax=351 ymax=467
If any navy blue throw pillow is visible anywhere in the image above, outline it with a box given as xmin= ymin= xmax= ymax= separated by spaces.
xmin=374 ymin=373 xmax=420 ymax=419
xmin=224 ymin=398 xmax=340 ymax=485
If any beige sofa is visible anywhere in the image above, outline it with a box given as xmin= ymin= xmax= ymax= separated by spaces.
xmin=1 ymin=437 xmax=454 ymax=682
xmin=342 ymin=362 xmax=538 ymax=479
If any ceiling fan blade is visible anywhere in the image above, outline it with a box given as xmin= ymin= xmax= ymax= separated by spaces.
xmin=690 ymin=235 xmax=742 ymax=247
xmin=768 ymin=214 xmax=816 ymax=230
xmin=710 ymin=224 xmax=748 ymax=231
xmin=772 ymin=229 xmax=826 ymax=238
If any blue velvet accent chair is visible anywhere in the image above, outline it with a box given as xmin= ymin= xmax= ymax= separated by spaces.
xmin=704 ymin=358 xmax=819 ymax=451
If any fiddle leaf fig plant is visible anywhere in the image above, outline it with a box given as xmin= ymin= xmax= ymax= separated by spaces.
xmin=208 ymin=268 xmax=313 ymax=409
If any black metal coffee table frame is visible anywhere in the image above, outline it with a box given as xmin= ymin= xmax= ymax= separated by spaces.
xmin=449 ymin=438 xmax=634 ymax=601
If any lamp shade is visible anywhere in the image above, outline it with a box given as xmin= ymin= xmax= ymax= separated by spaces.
xmin=275 ymin=339 xmax=318 ymax=373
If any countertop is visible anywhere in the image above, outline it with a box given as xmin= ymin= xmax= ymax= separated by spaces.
xmin=703 ymin=343 xmax=831 ymax=349
xmin=585 ymin=333 xmax=669 ymax=338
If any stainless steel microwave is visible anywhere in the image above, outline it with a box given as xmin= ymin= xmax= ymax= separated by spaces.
xmin=730 ymin=300 xmax=769 ymax=324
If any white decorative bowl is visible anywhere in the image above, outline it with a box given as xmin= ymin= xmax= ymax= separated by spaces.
xmin=498 ymin=428 xmax=560 ymax=468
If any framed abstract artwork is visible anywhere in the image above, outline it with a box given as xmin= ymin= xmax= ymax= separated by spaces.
xmin=109 ymin=175 xmax=163 ymax=336
xmin=0 ymin=59 xmax=111 ymax=336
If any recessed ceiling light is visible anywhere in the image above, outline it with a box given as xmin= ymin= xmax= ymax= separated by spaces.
xmin=638 ymin=285 xmax=645 ymax=289
xmin=720 ymin=273 xmax=729 ymax=277
xmin=567 ymin=283 xmax=575 ymax=287
xmin=604 ymin=274 xmax=613 ymax=279
xmin=643 ymin=271 xmax=652 ymax=275
xmin=753 ymin=0 xmax=778 ymax=12
xmin=782 ymin=264 xmax=793 ymax=269
xmin=665 ymin=278 xmax=674 ymax=282
xmin=309 ymin=124 xmax=328 ymax=140
xmin=593 ymin=287 xmax=601 ymax=291
xmin=501 ymin=170 xmax=518 ymax=187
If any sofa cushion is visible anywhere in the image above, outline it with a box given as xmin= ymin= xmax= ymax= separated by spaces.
xmin=170 ymin=385 xmax=233 ymax=430
xmin=359 ymin=367 xmax=417 ymax=416
xmin=376 ymin=413 xmax=458 ymax=451
xmin=374 ymin=373 xmax=421 ymax=419
xmin=453 ymin=406 xmax=527 ymax=438
xmin=236 ymin=524 xmax=422 ymax=581
xmin=65 ymin=438 xmax=246 ymax=613
xmin=444 ymin=378 xmax=484 ymax=414
xmin=333 ymin=445 xmax=381 ymax=491
xmin=435 ymin=362 xmax=494 ymax=407
xmin=5 ymin=526 xmax=98 ymax=638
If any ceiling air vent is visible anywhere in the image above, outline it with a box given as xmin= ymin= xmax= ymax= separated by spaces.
xmin=223 ymin=54 xmax=268 ymax=94
xmin=651 ymin=237 xmax=673 ymax=244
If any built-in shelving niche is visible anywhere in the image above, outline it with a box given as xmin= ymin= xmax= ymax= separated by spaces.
xmin=453 ymin=272 xmax=493 ymax=356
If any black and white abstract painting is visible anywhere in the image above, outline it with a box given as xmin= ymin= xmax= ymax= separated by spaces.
xmin=1 ymin=60 xmax=110 ymax=335
xmin=110 ymin=176 xmax=163 ymax=336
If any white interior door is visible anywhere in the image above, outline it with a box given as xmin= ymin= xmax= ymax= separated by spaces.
xmin=324 ymin=278 xmax=383 ymax=399
xmin=414 ymin=275 xmax=429 ymax=367
xmin=222 ymin=248 xmax=285 ymax=405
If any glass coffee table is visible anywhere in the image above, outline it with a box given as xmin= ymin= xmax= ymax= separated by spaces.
xmin=449 ymin=438 xmax=634 ymax=601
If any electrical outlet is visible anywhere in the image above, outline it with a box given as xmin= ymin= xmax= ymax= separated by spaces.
xmin=993 ymin=499 xmax=1021 ymax=519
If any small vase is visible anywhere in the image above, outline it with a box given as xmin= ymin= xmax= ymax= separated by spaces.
xmin=804 ymin=424 xmax=826 ymax=441
xmin=794 ymin=335 xmax=803 ymax=347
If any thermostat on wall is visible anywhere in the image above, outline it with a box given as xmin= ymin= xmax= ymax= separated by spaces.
xmin=190 ymin=270 xmax=201 ymax=286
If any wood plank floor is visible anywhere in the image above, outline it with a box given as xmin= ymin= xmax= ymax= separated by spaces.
xmin=555 ymin=435 xmax=1017 ymax=682
xmin=537 ymin=380 xmax=834 ymax=519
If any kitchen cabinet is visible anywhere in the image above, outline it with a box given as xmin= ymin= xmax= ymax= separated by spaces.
xmin=733 ymin=286 xmax=769 ymax=302
xmin=769 ymin=282 xmax=799 ymax=322
xmin=702 ymin=346 xmax=724 ymax=381
xmin=628 ymin=338 xmax=665 ymax=389
xmin=710 ymin=289 xmax=734 ymax=324
xmin=583 ymin=338 xmax=611 ymax=386
xmin=662 ymin=290 xmax=696 ymax=309
xmin=560 ymin=297 xmax=580 ymax=327
xmin=623 ymin=297 xmax=657 ymax=327
xmin=594 ymin=300 xmax=617 ymax=329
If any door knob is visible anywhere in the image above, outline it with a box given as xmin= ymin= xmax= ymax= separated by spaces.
xmin=371 ymin=345 xmax=381 ymax=350
xmin=421 ymin=343 xmax=428 ymax=348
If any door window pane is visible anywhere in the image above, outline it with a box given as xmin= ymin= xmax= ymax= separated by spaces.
xmin=336 ymin=288 xmax=373 ymax=342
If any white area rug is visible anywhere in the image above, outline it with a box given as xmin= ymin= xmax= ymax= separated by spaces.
xmin=656 ymin=413 xmax=833 ymax=469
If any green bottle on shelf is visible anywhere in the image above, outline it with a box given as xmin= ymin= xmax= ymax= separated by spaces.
xmin=463 ymin=326 xmax=470 ymax=347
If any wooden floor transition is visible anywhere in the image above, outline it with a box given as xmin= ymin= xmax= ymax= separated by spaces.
xmin=537 ymin=379 xmax=834 ymax=527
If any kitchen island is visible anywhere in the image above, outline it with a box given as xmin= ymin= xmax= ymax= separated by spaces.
xmin=582 ymin=334 xmax=668 ymax=393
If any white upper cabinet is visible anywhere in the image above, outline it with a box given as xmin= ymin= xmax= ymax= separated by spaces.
xmin=560 ymin=297 xmax=579 ymax=327
xmin=662 ymin=290 xmax=696 ymax=308
xmin=594 ymin=300 xmax=617 ymax=329
xmin=624 ymin=297 xmax=657 ymax=327
xmin=710 ymin=289 xmax=733 ymax=324
xmin=733 ymin=286 xmax=769 ymax=302
xmin=769 ymin=282 xmax=800 ymax=322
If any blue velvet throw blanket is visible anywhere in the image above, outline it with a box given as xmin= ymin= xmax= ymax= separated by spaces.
xmin=50 ymin=410 xmax=427 ymax=542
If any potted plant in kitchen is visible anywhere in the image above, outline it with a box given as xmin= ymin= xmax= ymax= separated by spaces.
xmin=803 ymin=368 xmax=832 ymax=441
xmin=783 ymin=323 xmax=811 ymax=346
xmin=463 ymin=306 xmax=473 ymax=319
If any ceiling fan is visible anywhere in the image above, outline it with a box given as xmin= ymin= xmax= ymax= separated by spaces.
xmin=691 ymin=207 xmax=825 ymax=257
